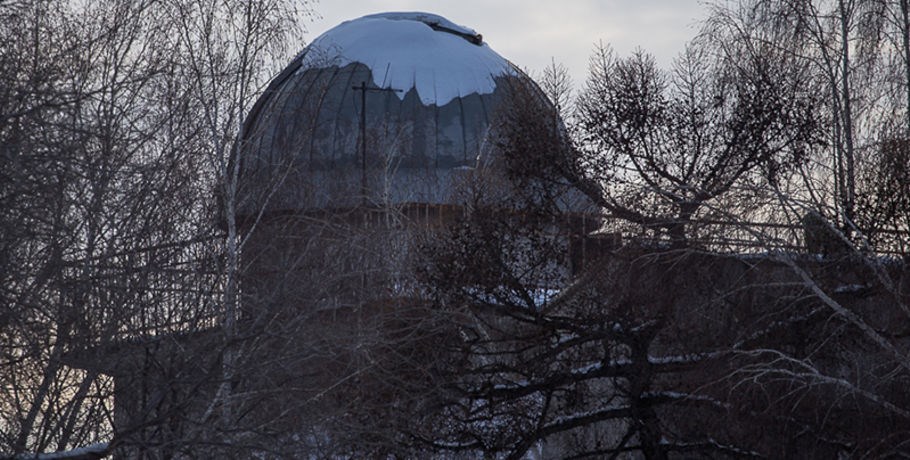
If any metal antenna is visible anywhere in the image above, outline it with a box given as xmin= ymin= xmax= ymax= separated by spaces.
xmin=352 ymin=81 xmax=402 ymax=206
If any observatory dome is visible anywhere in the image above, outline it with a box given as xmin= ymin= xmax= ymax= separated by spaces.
xmin=236 ymin=12 xmax=546 ymax=215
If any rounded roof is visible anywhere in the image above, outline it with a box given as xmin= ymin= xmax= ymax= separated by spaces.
xmin=235 ymin=12 xmax=546 ymax=215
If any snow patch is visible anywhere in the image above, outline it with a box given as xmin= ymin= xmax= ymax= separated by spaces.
xmin=14 ymin=443 xmax=108 ymax=460
xmin=302 ymin=12 xmax=513 ymax=106
xmin=833 ymin=283 xmax=870 ymax=294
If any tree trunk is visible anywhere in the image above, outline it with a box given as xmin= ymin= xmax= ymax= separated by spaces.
xmin=838 ymin=0 xmax=856 ymax=233
xmin=900 ymin=0 xmax=910 ymax=135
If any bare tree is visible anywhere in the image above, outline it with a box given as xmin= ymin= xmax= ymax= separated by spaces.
xmin=406 ymin=19 xmax=910 ymax=456
xmin=413 ymin=166 xmax=828 ymax=458
xmin=573 ymin=42 xmax=819 ymax=246
xmin=708 ymin=0 xmax=910 ymax=239
xmin=0 ymin=0 xmax=310 ymax=457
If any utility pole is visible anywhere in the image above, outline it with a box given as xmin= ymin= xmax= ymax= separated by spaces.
xmin=352 ymin=81 xmax=401 ymax=206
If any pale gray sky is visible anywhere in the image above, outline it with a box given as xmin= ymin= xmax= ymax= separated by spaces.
xmin=305 ymin=1 xmax=710 ymax=86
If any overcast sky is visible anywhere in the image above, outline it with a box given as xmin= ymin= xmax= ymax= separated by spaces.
xmin=305 ymin=1 xmax=710 ymax=86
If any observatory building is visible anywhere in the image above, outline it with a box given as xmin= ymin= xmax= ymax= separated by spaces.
xmin=230 ymin=12 xmax=598 ymax=454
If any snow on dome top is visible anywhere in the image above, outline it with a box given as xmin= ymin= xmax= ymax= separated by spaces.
xmin=362 ymin=12 xmax=482 ymax=42
xmin=301 ymin=12 xmax=513 ymax=106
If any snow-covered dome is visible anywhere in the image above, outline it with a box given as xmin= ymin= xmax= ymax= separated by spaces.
xmin=236 ymin=12 xmax=548 ymax=215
